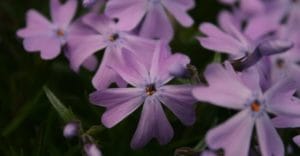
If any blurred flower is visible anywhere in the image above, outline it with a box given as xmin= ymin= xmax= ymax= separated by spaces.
xmin=63 ymin=121 xmax=79 ymax=138
xmin=293 ymin=136 xmax=300 ymax=147
xmin=17 ymin=0 xmax=77 ymax=59
xmin=219 ymin=0 xmax=289 ymax=22
xmin=105 ymin=0 xmax=195 ymax=42
xmin=269 ymin=2 xmax=300 ymax=85
xmin=198 ymin=10 xmax=293 ymax=89
xmin=200 ymin=150 xmax=216 ymax=156
xmin=89 ymin=43 xmax=197 ymax=149
xmin=198 ymin=11 xmax=282 ymax=59
xmin=83 ymin=0 xmax=97 ymax=7
xmin=193 ymin=62 xmax=300 ymax=156
xmin=84 ymin=143 xmax=102 ymax=156
xmin=67 ymin=13 xmax=156 ymax=90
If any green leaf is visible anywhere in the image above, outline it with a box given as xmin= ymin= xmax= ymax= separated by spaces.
xmin=213 ymin=53 xmax=222 ymax=63
xmin=43 ymin=86 xmax=75 ymax=122
xmin=86 ymin=125 xmax=105 ymax=136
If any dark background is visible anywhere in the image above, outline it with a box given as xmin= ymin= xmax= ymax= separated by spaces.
xmin=0 ymin=0 xmax=299 ymax=155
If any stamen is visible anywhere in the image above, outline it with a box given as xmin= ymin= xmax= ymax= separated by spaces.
xmin=109 ymin=33 xmax=119 ymax=42
xmin=56 ymin=29 xmax=65 ymax=37
xmin=145 ymin=84 xmax=156 ymax=96
xmin=251 ymin=101 xmax=261 ymax=112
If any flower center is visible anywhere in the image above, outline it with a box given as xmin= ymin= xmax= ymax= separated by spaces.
xmin=109 ymin=33 xmax=119 ymax=42
xmin=145 ymin=84 xmax=156 ymax=96
xmin=56 ymin=29 xmax=65 ymax=37
xmin=251 ymin=101 xmax=261 ymax=112
xmin=276 ymin=58 xmax=284 ymax=68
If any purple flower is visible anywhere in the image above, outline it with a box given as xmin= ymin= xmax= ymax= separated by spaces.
xmin=105 ymin=0 xmax=195 ymax=41
xmin=89 ymin=43 xmax=196 ymax=149
xmin=83 ymin=0 xmax=97 ymax=7
xmin=17 ymin=0 xmax=77 ymax=59
xmin=198 ymin=11 xmax=280 ymax=59
xmin=192 ymin=62 xmax=300 ymax=156
xmin=83 ymin=0 xmax=106 ymax=11
xmin=293 ymin=136 xmax=300 ymax=147
xmin=68 ymin=13 xmax=156 ymax=90
xmin=63 ymin=121 xmax=79 ymax=138
xmin=84 ymin=143 xmax=102 ymax=156
xmin=220 ymin=0 xmax=289 ymax=22
xmin=269 ymin=4 xmax=300 ymax=85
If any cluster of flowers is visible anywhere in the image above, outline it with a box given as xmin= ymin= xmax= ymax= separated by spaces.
xmin=16 ymin=0 xmax=300 ymax=155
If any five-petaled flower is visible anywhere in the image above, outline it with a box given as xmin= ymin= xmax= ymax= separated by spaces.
xmin=105 ymin=0 xmax=195 ymax=42
xmin=89 ymin=43 xmax=197 ymax=149
xmin=17 ymin=0 xmax=77 ymax=59
xmin=68 ymin=13 xmax=156 ymax=90
xmin=193 ymin=62 xmax=300 ymax=156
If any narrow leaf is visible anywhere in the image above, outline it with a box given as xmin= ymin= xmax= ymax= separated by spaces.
xmin=43 ymin=86 xmax=75 ymax=122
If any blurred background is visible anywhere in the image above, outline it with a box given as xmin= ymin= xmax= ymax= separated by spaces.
xmin=0 ymin=0 xmax=299 ymax=156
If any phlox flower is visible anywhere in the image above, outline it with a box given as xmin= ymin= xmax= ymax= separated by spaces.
xmin=17 ymin=0 xmax=77 ymax=59
xmin=105 ymin=0 xmax=195 ymax=42
xmin=89 ymin=43 xmax=197 ymax=149
xmin=269 ymin=3 xmax=300 ymax=85
xmin=193 ymin=62 xmax=300 ymax=156
xmin=219 ymin=0 xmax=289 ymax=22
xmin=84 ymin=143 xmax=102 ymax=156
xmin=68 ymin=13 xmax=156 ymax=90
xmin=198 ymin=11 xmax=290 ymax=60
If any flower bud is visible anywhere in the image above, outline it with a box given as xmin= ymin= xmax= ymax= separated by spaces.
xmin=63 ymin=122 xmax=79 ymax=138
xmin=84 ymin=143 xmax=102 ymax=156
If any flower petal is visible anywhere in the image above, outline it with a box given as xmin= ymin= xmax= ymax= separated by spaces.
xmin=82 ymin=55 xmax=98 ymax=72
xmin=92 ymin=48 xmax=126 ymax=90
xmin=131 ymin=97 xmax=174 ymax=149
xmin=198 ymin=23 xmax=245 ymax=57
xmin=218 ymin=11 xmax=250 ymax=49
xmin=50 ymin=0 xmax=77 ymax=28
xmin=192 ymin=63 xmax=251 ymax=110
xmin=139 ymin=4 xmax=173 ymax=42
xmin=17 ymin=10 xmax=52 ymax=38
xmin=108 ymin=49 xmax=149 ymax=87
xmin=122 ymin=34 xmax=156 ymax=70
xmin=105 ymin=0 xmax=147 ymax=31
xmin=272 ymin=116 xmax=300 ymax=128
xmin=206 ymin=109 xmax=254 ymax=156
xmin=23 ymin=36 xmax=61 ymax=60
xmin=158 ymin=85 xmax=196 ymax=126
xmin=293 ymin=135 xmax=300 ymax=146
xmin=162 ymin=0 xmax=194 ymax=27
xmin=82 ymin=13 xmax=115 ymax=34
xmin=89 ymin=88 xmax=144 ymax=108
xmin=255 ymin=113 xmax=284 ymax=156
xmin=265 ymin=78 xmax=300 ymax=117
xmin=238 ymin=67 xmax=261 ymax=92
xmin=244 ymin=15 xmax=280 ymax=41
xmin=68 ymin=34 xmax=106 ymax=71
xmin=150 ymin=43 xmax=187 ymax=84
xmin=97 ymin=91 xmax=144 ymax=128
